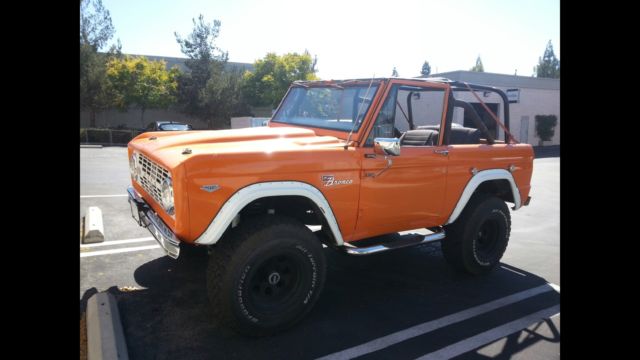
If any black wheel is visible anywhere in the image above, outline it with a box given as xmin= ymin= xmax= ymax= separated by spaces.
xmin=442 ymin=193 xmax=511 ymax=275
xmin=207 ymin=215 xmax=326 ymax=336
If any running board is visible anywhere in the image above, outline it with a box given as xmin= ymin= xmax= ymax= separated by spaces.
xmin=341 ymin=231 xmax=445 ymax=256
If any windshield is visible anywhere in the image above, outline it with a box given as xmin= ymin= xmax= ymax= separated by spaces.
xmin=271 ymin=84 xmax=379 ymax=132
xmin=159 ymin=124 xmax=191 ymax=131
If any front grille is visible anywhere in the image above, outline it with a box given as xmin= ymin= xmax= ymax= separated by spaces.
xmin=137 ymin=153 xmax=170 ymax=205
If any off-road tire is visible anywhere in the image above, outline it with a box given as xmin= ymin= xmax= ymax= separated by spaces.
xmin=207 ymin=215 xmax=326 ymax=336
xmin=442 ymin=193 xmax=511 ymax=275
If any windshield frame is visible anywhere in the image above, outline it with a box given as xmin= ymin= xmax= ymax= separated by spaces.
xmin=270 ymin=82 xmax=381 ymax=133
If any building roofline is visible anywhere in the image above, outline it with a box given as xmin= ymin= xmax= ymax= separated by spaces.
xmin=418 ymin=70 xmax=559 ymax=90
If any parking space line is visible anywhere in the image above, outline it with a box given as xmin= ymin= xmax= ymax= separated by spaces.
xmin=80 ymin=245 xmax=160 ymax=257
xmin=316 ymin=283 xmax=560 ymax=360
xmin=414 ymin=305 xmax=560 ymax=360
xmin=80 ymin=237 xmax=155 ymax=248
xmin=81 ymin=194 xmax=128 ymax=198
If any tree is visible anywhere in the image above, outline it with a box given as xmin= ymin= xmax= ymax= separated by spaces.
xmin=534 ymin=40 xmax=560 ymax=78
xmin=391 ymin=67 xmax=399 ymax=77
xmin=174 ymin=15 xmax=241 ymax=128
xmin=421 ymin=61 xmax=431 ymax=77
xmin=470 ymin=56 xmax=484 ymax=72
xmin=242 ymin=51 xmax=318 ymax=108
xmin=534 ymin=114 xmax=558 ymax=146
xmin=106 ymin=56 xmax=179 ymax=127
xmin=80 ymin=0 xmax=120 ymax=127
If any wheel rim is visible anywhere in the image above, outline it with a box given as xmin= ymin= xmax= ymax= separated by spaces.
xmin=247 ymin=250 xmax=303 ymax=313
xmin=474 ymin=219 xmax=501 ymax=264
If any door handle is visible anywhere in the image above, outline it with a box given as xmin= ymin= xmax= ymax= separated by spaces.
xmin=434 ymin=149 xmax=449 ymax=156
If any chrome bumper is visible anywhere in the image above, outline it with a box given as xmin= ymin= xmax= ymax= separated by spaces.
xmin=127 ymin=186 xmax=180 ymax=259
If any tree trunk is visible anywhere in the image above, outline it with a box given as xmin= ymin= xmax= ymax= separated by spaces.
xmin=140 ymin=108 xmax=146 ymax=129
xmin=538 ymin=139 xmax=544 ymax=146
xmin=90 ymin=109 xmax=97 ymax=128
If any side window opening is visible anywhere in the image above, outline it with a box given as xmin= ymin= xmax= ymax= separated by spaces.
xmin=366 ymin=85 xmax=447 ymax=147
xmin=448 ymin=90 xmax=501 ymax=145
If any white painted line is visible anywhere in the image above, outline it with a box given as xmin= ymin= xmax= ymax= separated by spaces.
xmin=316 ymin=283 xmax=560 ymax=360
xmin=414 ymin=305 xmax=560 ymax=360
xmin=549 ymin=283 xmax=561 ymax=293
xmin=80 ymin=245 xmax=160 ymax=257
xmin=500 ymin=265 xmax=527 ymax=277
xmin=80 ymin=237 xmax=155 ymax=248
xmin=81 ymin=194 xmax=128 ymax=198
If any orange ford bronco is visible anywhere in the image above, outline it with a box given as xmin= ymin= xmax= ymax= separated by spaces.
xmin=127 ymin=77 xmax=533 ymax=335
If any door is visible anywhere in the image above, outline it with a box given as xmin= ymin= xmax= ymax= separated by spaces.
xmin=520 ymin=116 xmax=529 ymax=144
xmin=353 ymin=81 xmax=450 ymax=240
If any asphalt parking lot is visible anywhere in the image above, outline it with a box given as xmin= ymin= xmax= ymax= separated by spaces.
xmin=80 ymin=146 xmax=559 ymax=360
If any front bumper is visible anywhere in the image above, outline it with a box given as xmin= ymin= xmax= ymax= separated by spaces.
xmin=127 ymin=186 xmax=180 ymax=259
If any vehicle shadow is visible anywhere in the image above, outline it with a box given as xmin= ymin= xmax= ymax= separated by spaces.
xmin=112 ymin=235 xmax=559 ymax=360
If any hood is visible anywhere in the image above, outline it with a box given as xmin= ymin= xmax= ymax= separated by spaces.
xmin=129 ymin=126 xmax=346 ymax=168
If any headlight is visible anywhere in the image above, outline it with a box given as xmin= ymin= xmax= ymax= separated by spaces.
xmin=161 ymin=176 xmax=175 ymax=215
xmin=129 ymin=152 xmax=139 ymax=181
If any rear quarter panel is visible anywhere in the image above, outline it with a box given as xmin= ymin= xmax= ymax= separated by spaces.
xmin=444 ymin=144 xmax=534 ymax=218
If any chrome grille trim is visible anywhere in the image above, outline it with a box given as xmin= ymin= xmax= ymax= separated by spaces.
xmin=137 ymin=153 xmax=170 ymax=205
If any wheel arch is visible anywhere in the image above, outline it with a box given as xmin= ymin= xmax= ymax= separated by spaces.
xmin=194 ymin=181 xmax=344 ymax=246
xmin=446 ymin=169 xmax=521 ymax=225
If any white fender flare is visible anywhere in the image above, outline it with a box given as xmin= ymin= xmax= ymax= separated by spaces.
xmin=446 ymin=169 xmax=521 ymax=225
xmin=194 ymin=181 xmax=344 ymax=245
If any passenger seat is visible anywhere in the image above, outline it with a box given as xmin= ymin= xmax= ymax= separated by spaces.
xmin=399 ymin=129 xmax=439 ymax=146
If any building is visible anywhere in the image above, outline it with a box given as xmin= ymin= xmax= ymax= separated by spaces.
xmin=420 ymin=71 xmax=560 ymax=146
xmin=230 ymin=117 xmax=270 ymax=129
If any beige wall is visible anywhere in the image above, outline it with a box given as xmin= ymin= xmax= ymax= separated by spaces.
xmin=452 ymin=87 xmax=560 ymax=145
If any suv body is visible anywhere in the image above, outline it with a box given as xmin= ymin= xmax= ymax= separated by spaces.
xmin=128 ymin=77 xmax=533 ymax=335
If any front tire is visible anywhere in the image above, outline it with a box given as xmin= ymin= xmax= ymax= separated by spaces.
xmin=442 ymin=194 xmax=511 ymax=275
xmin=207 ymin=215 xmax=326 ymax=336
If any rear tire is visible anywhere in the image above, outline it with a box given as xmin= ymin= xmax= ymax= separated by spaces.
xmin=442 ymin=193 xmax=511 ymax=275
xmin=207 ymin=215 xmax=326 ymax=336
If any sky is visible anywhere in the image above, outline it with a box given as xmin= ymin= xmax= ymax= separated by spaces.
xmin=100 ymin=0 xmax=559 ymax=79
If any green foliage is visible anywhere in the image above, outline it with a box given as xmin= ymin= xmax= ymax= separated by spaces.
xmin=106 ymin=56 xmax=179 ymax=126
xmin=470 ymin=56 xmax=484 ymax=72
xmin=534 ymin=40 xmax=560 ymax=78
xmin=534 ymin=114 xmax=558 ymax=144
xmin=242 ymin=51 xmax=319 ymax=108
xmin=80 ymin=128 xmax=143 ymax=144
xmin=80 ymin=0 xmax=114 ymax=50
xmin=174 ymin=15 xmax=247 ymax=128
xmin=421 ymin=61 xmax=431 ymax=76
xmin=80 ymin=0 xmax=120 ymax=127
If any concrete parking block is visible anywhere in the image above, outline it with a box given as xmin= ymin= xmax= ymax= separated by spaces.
xmin=84 ymin=207 xmax=105 ymax=244
xmin=87 ymin=292 xmax=129 ymax=360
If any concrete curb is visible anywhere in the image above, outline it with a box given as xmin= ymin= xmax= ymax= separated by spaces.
xmin=81 ymin=144 xmax=104 ymax=148
xmin=83 ymin=207 xmax=105 ymax=244
xmin=87 ymin=292 xmax=129 ymax=360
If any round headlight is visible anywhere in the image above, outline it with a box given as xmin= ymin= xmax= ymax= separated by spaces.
xmin=161 ymin=177 xmax=175 ymax=215
xmin=129 ymin=153 xmax=138 ymax=181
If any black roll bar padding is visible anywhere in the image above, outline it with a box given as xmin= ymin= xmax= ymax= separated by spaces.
xmin=449 ymin=81 xmax=510 ymax=141
xmin=453 ymin=99 xmax=495 ymax=144
xmin=406 ymin=91 xmax=415 ymax=130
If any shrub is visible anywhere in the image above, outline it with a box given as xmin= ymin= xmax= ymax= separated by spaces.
xmin=534 ymin=115 xmax=558 ymax=146
xmin=86 ymin=129 xmax=110 ymax=143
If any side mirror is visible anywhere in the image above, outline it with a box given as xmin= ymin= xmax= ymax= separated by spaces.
xmin=374 ymin=138 xmax=401 ymax=156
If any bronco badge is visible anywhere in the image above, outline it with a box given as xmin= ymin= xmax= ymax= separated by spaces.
xmin=201 ymin=184 xmax=220 ymax=193
xmin=321 ymin=175 xmax=353 ymax=187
